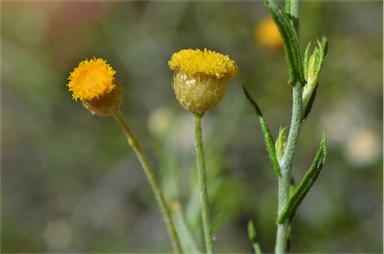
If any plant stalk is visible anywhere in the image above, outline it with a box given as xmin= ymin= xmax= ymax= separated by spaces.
xmin=113 ymin=110 xmax=182 ymax=254
xmin=275 ymin=0 xmax=302 ymax=252
xmin=275 ymin=84 xmax=303 ymax=253
xmin=193 ymin=113 xmax=215 ymax=254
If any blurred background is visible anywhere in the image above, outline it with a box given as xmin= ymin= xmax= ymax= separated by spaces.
xmin=1 ymin=1 xmax=382 ymax=253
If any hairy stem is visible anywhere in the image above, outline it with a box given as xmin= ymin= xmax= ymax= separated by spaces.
xmin=275 ymin=84 xmax=303 ymax=253
xmin=193 ymin=113 xmax=215 ymax=254
xmin=274 ymin=0 xmax=302 ymax=252
xmin=113 ymin=111 xmax=182 ymax=254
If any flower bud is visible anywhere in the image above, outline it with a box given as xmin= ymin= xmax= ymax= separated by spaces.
xmin=302 ymin=38 xmax=328 ymax=114
xmin=168 ymin=49 xmax=238 ymax=115
xmin=67 ymin=57 xmax=123 ymax=116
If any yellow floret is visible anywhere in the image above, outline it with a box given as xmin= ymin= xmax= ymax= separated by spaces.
xmin=67 ymin=58 xmax=116 ymax=101
xmin=168 ymin=49 xmax=238 ymax=79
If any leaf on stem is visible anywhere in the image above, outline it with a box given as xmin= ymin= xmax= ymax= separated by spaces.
xmin=264 ymin=0 xmax=305 ymax=86
xmin=248 ymin=220 xmax=263 ymax=254
xmin=302 ymin=37 xmax=329 ymax=120
xmin=303 ymin=41 xmax=312 ymax=78
xmin=278 ymin=132 xmax=327 ymax=223
xmin=302 ymin=85 xmax=318 ymax=120
xmin=315 ymin=37 xmax=328 ymax=78
xmin=243 ymin=86 xmax=281 ymax=177
xmin=275 ymin=126 xmax=288 ymax=163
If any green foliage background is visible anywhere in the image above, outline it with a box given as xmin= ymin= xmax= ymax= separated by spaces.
xmin=1 ymin=1 xmax=382 ymax=253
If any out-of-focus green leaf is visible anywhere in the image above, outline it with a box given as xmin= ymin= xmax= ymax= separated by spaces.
xmin=248 ymin=220 xmax=263 ymax=254
xmin=171 ymin=201 xmax=201 ymax=253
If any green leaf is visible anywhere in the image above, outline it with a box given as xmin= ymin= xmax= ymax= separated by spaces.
xmin=302 ymin=84 xmax=318 ymax=121
xmin=171 ymin=201 xmax=201 ymax=253
xmin=302 ymin=37 xmax=328 ymax=120
xmin=320 ymin=36 xmax=329 ymax=56
xmin=285 ymin=0 xmax=291 ymax=13
xmin=289 ymin=177 xmax=296 ymax=197
xmin=278 ymin=132 xmax=327 ymax=223
xmin=315 ymin=37 xmax=328 ymax=78
xmin=243 ymin=86 xmax=281 ymax=177
xmin=275 ymin=126 xmax=288 ymax=162
xmin=248 ymin=221 xmax=263 ymax=254
xmin=303 ymin=41 xmax=312 ymax=81
xmin=303 ymin=37 xmax=328 ymax=84
xmin=264 ymin=0 xmax=305 ymax=86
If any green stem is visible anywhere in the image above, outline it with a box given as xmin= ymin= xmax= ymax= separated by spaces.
xmin=281 ymin=85 xmax=304 ymax=175
xmin=113 ymin=111 xmax=182 ymax=254
xmin=193 ymin=113 xmax=214 ymax=254
xmin=274 ymin=1 xmax=301 ymax=253
xmin=275 ymin=84 xmax=303 ymax=253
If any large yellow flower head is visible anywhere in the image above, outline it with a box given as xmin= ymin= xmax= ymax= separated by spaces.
xmin=67 ymin=58 xmax=123 ymax=116
xmin=168 ymin=49 xmax=238 ymax=115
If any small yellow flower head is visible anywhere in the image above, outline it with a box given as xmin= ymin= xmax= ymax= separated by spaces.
xmin=67 ymin=58 xmax=123 ymax=116
xmin=255 ymin=17 xmax=283 ymax=49
xmin=168 ymin=49 xmax=238 ymax=115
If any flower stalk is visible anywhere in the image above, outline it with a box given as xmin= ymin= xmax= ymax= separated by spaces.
xmin=193 ymin=113 xmax=215 ymax=254
xmin=67 ymin=58 xmax=182 ymax=253
xmin=168 ymin=48 xmax=237 ymax=253
xmin=113 ymin=110 xmax=183 ymax=254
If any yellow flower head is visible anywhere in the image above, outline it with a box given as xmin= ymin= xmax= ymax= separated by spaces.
xmin=67 ymin=58 xmax=116 ymax=101
xmin=168 ymin=49 xmax=238 ymax=115
xmin=255 ymin=17 xmax=283 ymax=49
xmin=168 ymin=48 xmax=238 ymax=79
xmin=67 ymin=58 xmax=123 ymax=117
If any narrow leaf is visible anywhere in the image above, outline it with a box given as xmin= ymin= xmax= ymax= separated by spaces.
xmin=278 ymin=133 xmax=327 ymax=223
xmin=285 ymin=0 xmax=291 ymax=14
xmin=248 ymin=221 xmax=263 ymax=254
xmin=321 ymin=36 xmax=329 ymax=56
xmin=243 ymin=86 xmax=281 ymax=177
xmin=302 ymin=84 xmax=318 ymax=121
xmin=171 ymin=201 xmax=201 ymax=253
xmin=315 ymin=37 xmax=328 ymax=78
xmin=303 ymin=41 xmax=312 ymax=81
xmin=275 ymin=126 xmax=288 ymax=163
xmin=302 ymin=37 xmax=328 ymax=121
xmin=264 ymin=0 xmax=305 ymax=86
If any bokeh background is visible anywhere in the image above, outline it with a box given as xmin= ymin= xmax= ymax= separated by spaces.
xmin=1 ymin=1 xmax=382 ymax=253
